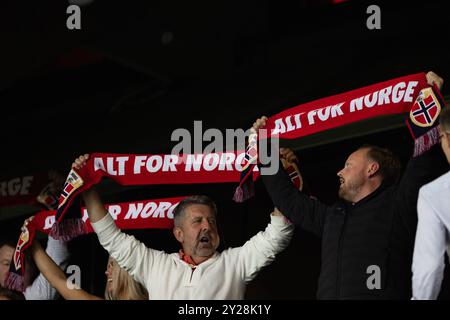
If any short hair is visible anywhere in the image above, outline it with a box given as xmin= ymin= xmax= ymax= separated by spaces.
xmin=173 ymin=195 xmax=218 ymax=228
xmin=0 ymin=240 xmax=15 ymax=251
xmin=439 ymin=107 xmax=450 ymax=132
xmin=359 ymin=144 xmax=402 ymax=186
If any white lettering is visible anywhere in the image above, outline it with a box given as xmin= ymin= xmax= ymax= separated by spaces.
xmin=392 ymin=82 xmax=406 ymax=103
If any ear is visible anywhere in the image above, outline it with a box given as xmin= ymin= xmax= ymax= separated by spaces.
xmin=173 ymin=227 xmax=184 ymax=243
xmin=367 ymin=162 xmax=380 ymax=177
xmin=444 ymin=132 xmax=450 ymax=149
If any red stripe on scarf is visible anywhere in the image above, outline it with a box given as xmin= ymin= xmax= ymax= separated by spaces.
xmin=6 ymin=196 xmax=183 ymax=292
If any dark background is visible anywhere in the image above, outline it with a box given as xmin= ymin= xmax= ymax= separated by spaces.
xmin=0 ymin=0 xmax=449 ymax=299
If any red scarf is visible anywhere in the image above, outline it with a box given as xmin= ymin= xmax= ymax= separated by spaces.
xmin=0 ymin=171 xmax=61 ymax=208
xmin=55 ymin=151 xmax=259 ymax=222
xmin=234 ymin=72 xmax=444 ymax=201
xmin=264 ymin=73 xmax=428 ymax=139
xmin=6 ymin=196 xmax=183 ymax=292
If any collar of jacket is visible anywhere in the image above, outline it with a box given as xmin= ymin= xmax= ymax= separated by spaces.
xmin=337 ymin=180 xmax=389 ymax=212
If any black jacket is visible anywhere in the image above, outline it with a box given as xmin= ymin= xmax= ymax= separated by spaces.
xmin=261 ymin=146 xmax=448 ymax=299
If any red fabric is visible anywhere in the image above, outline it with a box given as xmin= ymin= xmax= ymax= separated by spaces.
xmin=263 ymin=73 xmax=429 ymax=139
xmin=233 ymin=73 xmax=431 ymax=202
xmin=56 ymin=151 xmax=257 ymax=222
xmin=45 ymin=196 xmax=182 ymax=233
xmin=179 ymin=250 xmax=198 ymax=267
xmin=0 ymin=172 xmax=49 ymax=207
xmin=6 ymin=196 xmax=183 ymax=292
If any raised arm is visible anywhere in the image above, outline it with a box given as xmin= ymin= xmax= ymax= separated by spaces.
xmin=395 ymin=144 xmax=447 ymax=234
xmin=23 ymin=236 xmax=69 ymax=300
xmin=74 ymin=154 xmax=164 ymax=289
xmin=254 ymin=117 xmax=330 ymax=236
xmin=73 ymin=154 xmax=108 ymax=223
xmin=231 ymin=208 xmax=294 ymax=283
xmin=27 ymin=225 xmax=101 ymax=300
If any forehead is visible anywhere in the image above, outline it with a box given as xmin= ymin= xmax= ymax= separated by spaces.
xmin=0 ymin=245 xmax=14 ymax=260
xmin=184 ymin=204 xmax=215 ymax=218
xmin=347 ymin=149 xmax=369 ymax=163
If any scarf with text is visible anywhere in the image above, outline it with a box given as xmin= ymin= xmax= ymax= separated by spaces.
xmin=234 ymin=73 xmax=443 ymax=201
xmin=5 ymin=196 xmax=183 ymax=292
xmin=55 ymin=151 xmax=260 ymax=224
xmin=0 ymin=170 xmax=63 ymax=208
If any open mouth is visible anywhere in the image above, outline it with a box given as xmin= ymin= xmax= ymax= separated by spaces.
xmin=200 ymin=236 xmax=210 ymax=243
xmin=339 ymin=177 xmax=345 ymax=186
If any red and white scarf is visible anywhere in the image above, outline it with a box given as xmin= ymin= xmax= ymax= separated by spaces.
xmin=6 ymin=196 xmax=183 ymax=292
xmin=234 ymin=72 xmax=444 ymax=201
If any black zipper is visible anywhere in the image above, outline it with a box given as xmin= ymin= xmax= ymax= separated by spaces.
xmin=336 ymin=208 xmax=348 ymax=299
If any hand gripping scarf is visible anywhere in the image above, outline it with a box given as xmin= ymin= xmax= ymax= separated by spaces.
xmin=234 ymin=72 xmax=446 ymax=202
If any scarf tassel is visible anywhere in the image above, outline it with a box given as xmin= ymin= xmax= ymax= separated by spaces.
xmin=4 ymin=271 xmax=25 ymax=293
xmin=49 ymin=218 xmax=88 ymax=241
xmin=413 ymin=126 xmax=441 ymax=157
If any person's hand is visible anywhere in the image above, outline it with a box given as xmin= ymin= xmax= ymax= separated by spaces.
xmin=252 ymin=116 xmax=268 ymax=133
xmin=280 ymin=148 xmax=298 ymax=163
xmin=21 ymin=216 xmax=34 ymax=233
xmin=72 ymin=154 xmax=90 ymax=170
xmin=426 ymin=71 xmax=444 ymax=91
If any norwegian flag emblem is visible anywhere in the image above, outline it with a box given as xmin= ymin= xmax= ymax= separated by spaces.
xmin=409 ymin=88 xmax=441 ymax=127
xmin=13 ymin=229 xmax=30 ymax=271
xmin=57 ymin=170 xmax=84 ymax=209
xmin=241 ymin=132 xmax=258 ymax=171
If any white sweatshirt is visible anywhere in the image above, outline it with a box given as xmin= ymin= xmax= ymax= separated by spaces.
xmin=412 ymin=170 xmax=450 ymax=300
xmin=92 ymin=212 xmax=293 ymax=299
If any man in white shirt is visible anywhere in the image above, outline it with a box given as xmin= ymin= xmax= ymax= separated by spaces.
xmin=73 ymin=154 xmax=294 ymax=300
xmin=412 ymin=105 xmax=450 ymax=299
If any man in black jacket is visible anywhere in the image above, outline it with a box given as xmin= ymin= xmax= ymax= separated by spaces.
xmin=253 ymin=72 xmax=448 ymax=299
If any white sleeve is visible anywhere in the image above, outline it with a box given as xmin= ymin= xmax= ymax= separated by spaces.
xmin=412 ymin=189 xmax=447 ymax=300
xmin=232 ymin=214 xmax=294 ymax=283
xmin=24 ymin=237 xmax=69 ymax=300
xmin=91 ymin=213 xmax=165 ymax=287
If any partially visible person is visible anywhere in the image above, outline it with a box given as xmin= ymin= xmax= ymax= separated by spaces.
xmin=254 ymin=71 xmax=448 ymax=299
xmin=25 ymin=217 xmax=148 ymax=300
xmin=72 ymin=153 xmax=294 ymax=299
xmin=1 ymin=235 xmax=69 ymax=300
xmin=412 ymin=106 xmax=450 ymax=300
xmin=0 ymin=240 xmax=15 ymax=288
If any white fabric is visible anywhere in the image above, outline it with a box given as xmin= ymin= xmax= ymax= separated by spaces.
xmin=23 ymin=237 xmax=69 ymax=300
xmin=92 ymin=212 xmax=293 ymax=299
xmin=412 ymin=170 xmax=450 ymax=300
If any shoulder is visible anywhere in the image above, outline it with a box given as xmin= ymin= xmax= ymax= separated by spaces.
xmin=420 ymin=170 xmax=450 ymax=198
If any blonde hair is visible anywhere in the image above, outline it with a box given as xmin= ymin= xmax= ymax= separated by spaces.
xmin=104 ymin=258 xmax=148 ymax=300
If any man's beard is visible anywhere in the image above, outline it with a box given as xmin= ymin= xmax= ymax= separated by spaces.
xmin=338 ymin=181 xmax=361 ymax=202
xmin=193 ymin=232 xmax=216 ymax=257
